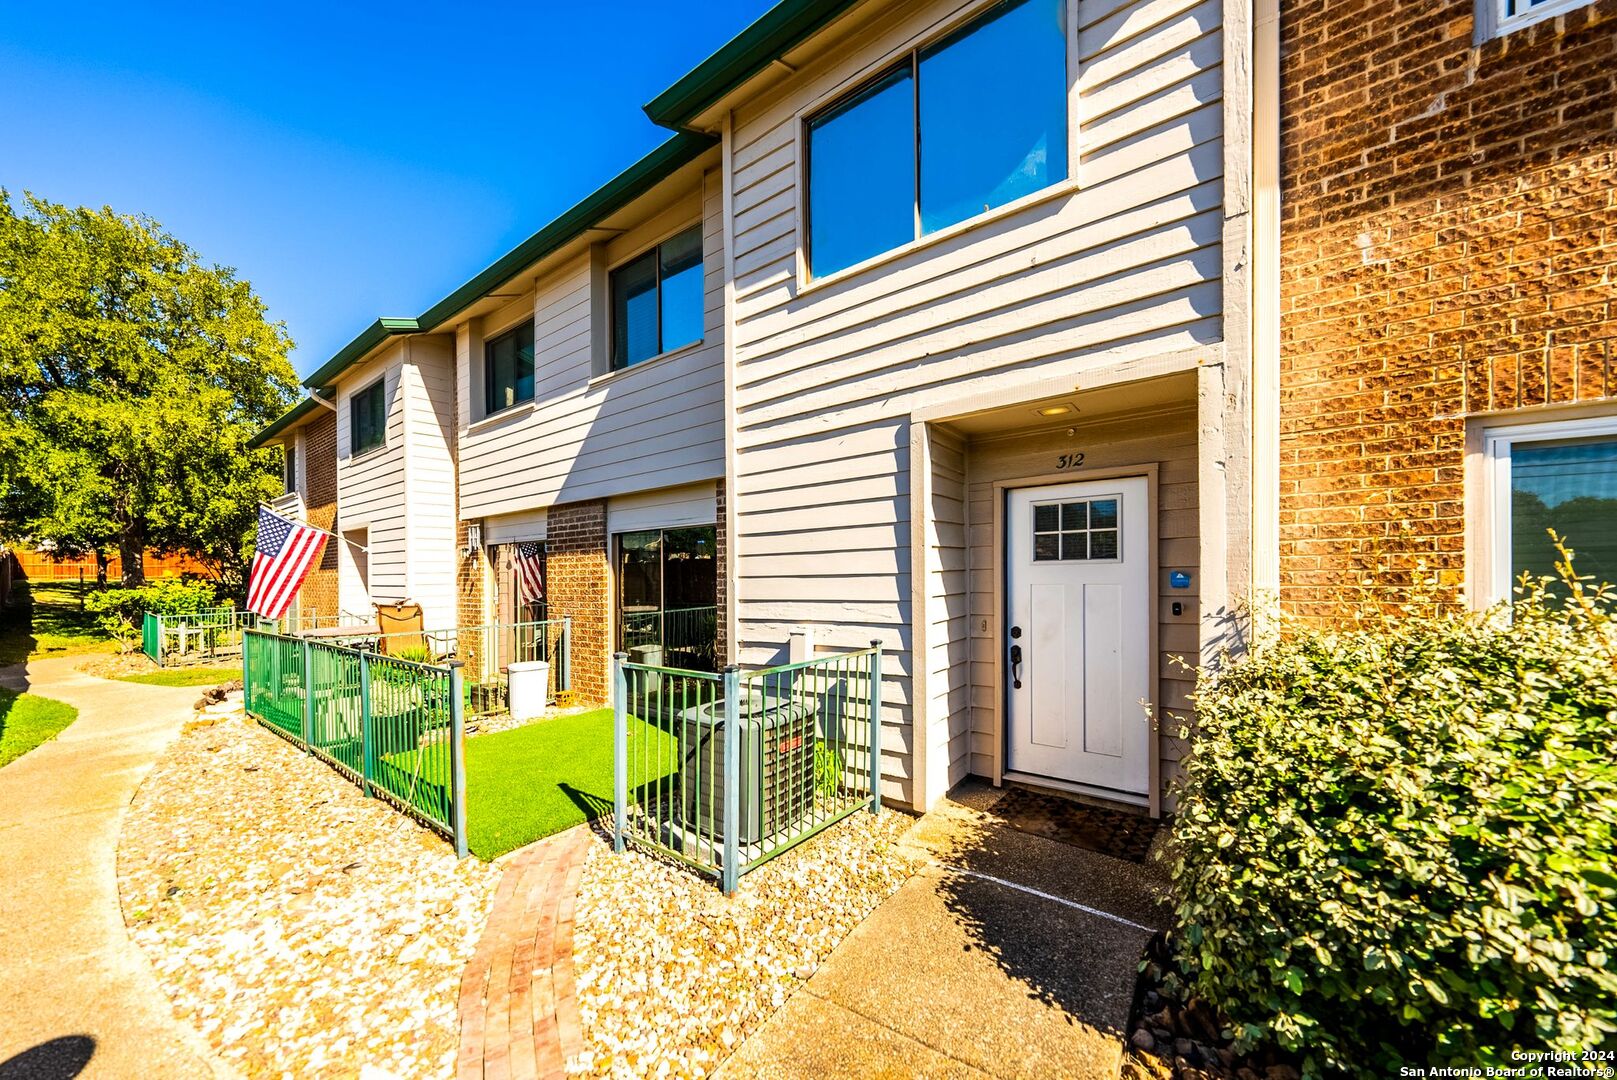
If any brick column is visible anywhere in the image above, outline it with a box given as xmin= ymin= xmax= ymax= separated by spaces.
xmin=546 ymin=500 xmax=611 ymax=704
xmin=301 ymin=412 xmax=340 ymax=619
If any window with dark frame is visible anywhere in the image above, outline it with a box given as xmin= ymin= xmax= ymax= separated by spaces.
xmin=615 ymin=524 xmax=718 ymax=670
xmin=350 ymin=379 xmax=386 ymax=455
xmin=806 ymin=0 xmax=1069 ymax=279
xmin=283 ymin=442 xmax=298 ymax=494
xmin=484 ymin=321 xmax=535 ymax=416
xmin=609 ymin=225 xmax=704 ymax=371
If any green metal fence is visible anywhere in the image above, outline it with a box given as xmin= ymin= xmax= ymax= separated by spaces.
xmin=242 ymin=629 xmax=468 ymax=856
xmin=142 ymin=608 xmax=258 ymax=667
xmin=612 ymin=643 xmax=883 ymax=893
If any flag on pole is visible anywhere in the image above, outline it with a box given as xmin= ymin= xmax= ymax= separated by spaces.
xmin=515 ymin=541 xmax=545 ymax=605
xmin=246 ymin=507 xmax=328 ymax=619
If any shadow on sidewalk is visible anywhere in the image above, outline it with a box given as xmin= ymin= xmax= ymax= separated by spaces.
xmin=0 ymin=1035 xmax=95 ymax=1080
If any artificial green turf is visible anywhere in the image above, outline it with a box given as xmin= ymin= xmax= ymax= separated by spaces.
xmin=388 ymin=708 xmax=676 ymax=860
xmin=118 ymin=665 xmax=240 ymax=688
xmin=0 ymin=688 xmax=79 ymax=768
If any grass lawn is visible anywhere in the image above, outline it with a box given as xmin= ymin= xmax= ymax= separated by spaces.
xmin=118 ymin=665 xmax=239 ymax=688
xmin=0 ymin=688 xmax=79 ymax=768
xmin=0 ymin=582 xmax=119 ymax=666
xmin=387 ymin=708 xmax=676 ymax=860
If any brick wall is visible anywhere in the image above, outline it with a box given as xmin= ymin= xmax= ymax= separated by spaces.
xmin=300 ymin=412 xmax=340 ymax=619
xmin=1279 ymin=0 xmax=1617 ymax=617
xmin=546 ymin=500 xmax=610 ymax=704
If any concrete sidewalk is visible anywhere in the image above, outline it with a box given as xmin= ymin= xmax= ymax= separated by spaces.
xmin=717 ymin=785 xmax=1171 ymax=1080
xmin=0 ymin=655 xmax=233 ymax=1079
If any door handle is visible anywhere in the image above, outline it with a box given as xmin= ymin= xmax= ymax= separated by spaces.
xmin=1009 ymin=643 xmax=1024 ymax=690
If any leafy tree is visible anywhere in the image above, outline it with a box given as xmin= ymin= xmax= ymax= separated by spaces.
xmin=0 ymin=191 xmax=297 ymax=590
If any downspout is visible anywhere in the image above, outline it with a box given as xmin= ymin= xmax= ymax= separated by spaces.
xmin=1251 ymin=0 xmax=1282 ymax=603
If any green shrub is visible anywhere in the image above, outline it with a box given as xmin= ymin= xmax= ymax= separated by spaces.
xmin=1168 ymin=571 xmax=1617 ymax=1076
xmin=84 ymin=578 xmax=221 ymax=649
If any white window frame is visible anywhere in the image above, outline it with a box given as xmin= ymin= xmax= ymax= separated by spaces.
xmin=1482 ymin=414 xmax=1617 ymax=603
xmin=1477 ymin=0 xmax=1594 ymax=40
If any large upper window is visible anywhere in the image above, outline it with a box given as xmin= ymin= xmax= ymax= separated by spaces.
xmin=610 ymin=226 xmax=704 ymax=371
xmin=1485 ymin=417 xmax=1617 ymax=601
xmin=806 ymin=0 xmax=1068 ymax=279
xmin=350 ymin=379 xmax=386 ymax=456
xmin=484 ymin=321 xmax=535 ymax=415
xmin=283 ymin=441 xmax=298 ymax=494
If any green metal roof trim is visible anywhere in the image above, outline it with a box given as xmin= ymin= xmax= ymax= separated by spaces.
xmin=248 ymin=391 xmax=333 ymax=449
xmin=301 ymin=131 xmax=715 ymax=391
xmin=415 ymin=131 xmax=717 ymax=334
xmin=301 ymin=317 xmax=420 ymax=390
xmin=644 ymin=0 xmax=864 ymax=130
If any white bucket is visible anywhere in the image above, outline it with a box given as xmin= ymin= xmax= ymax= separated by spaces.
xmin=507 ymin=660 xmax=550 ymax=722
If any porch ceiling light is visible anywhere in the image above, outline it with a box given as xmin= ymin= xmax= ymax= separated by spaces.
xmin=1035 ymin=403 xmax=1076 ymax=418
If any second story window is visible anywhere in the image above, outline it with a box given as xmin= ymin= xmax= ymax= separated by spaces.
xmin=484 ymin=321 xmax=535 ymax=415
xmin=283 ymin=442 xmax=298 ymax=493
xmin=351 ymin=378 xmax=386 ymax=456
xmin=610 ymin=225 xmax=704 ymax=371
xmin=807 ymin=0 xmax=1069 ymax=279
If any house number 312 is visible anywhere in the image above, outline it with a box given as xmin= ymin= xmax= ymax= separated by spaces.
xmin=1057 ymin=452 xmax=1086 ymax=470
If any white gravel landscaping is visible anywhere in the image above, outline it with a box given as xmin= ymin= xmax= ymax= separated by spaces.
xmin=117 ymin=699 xmax=502 ymax=1079
xmin=572 ymin=809 xmax=919 ymax=1079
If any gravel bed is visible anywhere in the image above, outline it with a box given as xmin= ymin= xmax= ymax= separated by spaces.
xmin=118 ymin=702 xmax=502 ymax=1079
xmin=572 ymin=809 xmax=918 ymax=1079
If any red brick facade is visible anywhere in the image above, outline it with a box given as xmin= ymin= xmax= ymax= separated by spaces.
xmin=299 ymin=411 xmax=341 ymax=619
xmin=1278 ymin=0 xmax=1617 ymax=617
xmin=545 ymin=501 xmax=611 ymax=705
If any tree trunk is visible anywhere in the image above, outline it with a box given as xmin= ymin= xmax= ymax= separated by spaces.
xmin=118 ymin=534 xmax=146 ymax=588
xmin=94 ymin=551 xmax=109 ymax=587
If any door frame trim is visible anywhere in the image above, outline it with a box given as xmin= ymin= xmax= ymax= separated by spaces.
xmin=992 ymin=464 xmax=1161 ymax=816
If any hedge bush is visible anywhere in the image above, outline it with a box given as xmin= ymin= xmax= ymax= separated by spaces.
xmin=1169 ymin=575 xmax=1617 ymax=1076
xmin=84 ymin=578 xmax=221 ymax=648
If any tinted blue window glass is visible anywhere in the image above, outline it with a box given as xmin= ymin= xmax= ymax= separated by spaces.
xmin=919 ymin=0 xmax=1067 ymax=234
xmin=808 ymin=65 xmax=916 ymax=278
xmin=659 ymin=226 xmax=704 ymax=353
xmin=611 ymin=249 xmax=659 ymax=369
xmin=1511 ymin=438 xmax=1617 ymax=592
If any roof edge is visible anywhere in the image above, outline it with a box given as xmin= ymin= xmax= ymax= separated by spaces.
xmin=248 ymin=390 xmax=335 ymax=449
xmin=414 ymin=130 xmax=717 ymax=333
xmin=301 ymin=318 xmax=420 ymax=390
xmin=643 ymin=0 xmax=863 ymax=130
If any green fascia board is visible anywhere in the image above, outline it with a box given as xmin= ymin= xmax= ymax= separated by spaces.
xmin=301 ymin=317 xmax=421 ymax=390
xmin=644 ymin=0 xmax=863 ymax=131
xmin=414 ymin=131 xmax=717 ymax=333
xmin=248 ymin=390 xmax=334 ymax=449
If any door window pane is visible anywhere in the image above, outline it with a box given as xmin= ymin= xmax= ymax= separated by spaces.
xmin=919 ymin=0 xmax=1068 ymax=234
xmin=616 ymin=525 xmax=718 ymax=670
xmin=808 ymin=65 xmax=916 ymax=278
xmin=617 ymin=531 xmax=662 ymax=652
xmin=484 ymin=321 xmax=535 ymax=415
xmin=1510 ymin=437 xmax=1617 ymax=591
xmin=1032 ymin=497 xmax=1122 ymax=562
xmin=659 ymin=226 xmax=704 ymax=354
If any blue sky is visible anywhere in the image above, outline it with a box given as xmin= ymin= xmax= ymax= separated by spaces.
xmin=2 ymin=1 xmax=772 ymax=378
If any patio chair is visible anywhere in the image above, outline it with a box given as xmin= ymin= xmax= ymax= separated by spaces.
xmin=374 ymin=601 xmax=428 ymax=658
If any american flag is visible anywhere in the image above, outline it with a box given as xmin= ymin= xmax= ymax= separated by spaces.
xmin=515 ymin=541 xmax=545 ymax=604
xmin=246 ymin=507 xmax=329 ymax=619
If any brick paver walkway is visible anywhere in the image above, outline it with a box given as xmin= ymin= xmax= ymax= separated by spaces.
xmin=457 ymin=824 xmax=595 ymax=1080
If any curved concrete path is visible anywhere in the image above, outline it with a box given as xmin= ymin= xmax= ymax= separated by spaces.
xmin=0 ymin=655 xmax=234 ymax=1079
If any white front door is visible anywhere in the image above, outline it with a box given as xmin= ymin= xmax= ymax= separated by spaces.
xmin=1005 ymin=477 xmax=1151 ymax=796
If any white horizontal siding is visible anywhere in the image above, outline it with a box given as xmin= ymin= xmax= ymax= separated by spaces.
xmin=726 ymin=0 xmax=1225 ymax=808
xmin=606 ymin=482 xmax=717 ymax=535
xmin=403 ymin=337 xmax=458 ymax=631
xmin=336 ymin=346 xmax=407 ymax=607
xmin=457 ymin=166 xmax=727 ymax=520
